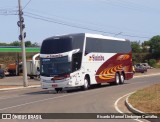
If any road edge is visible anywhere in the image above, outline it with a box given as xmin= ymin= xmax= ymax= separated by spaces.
xmin=133 ymin=73 xmax=160 ymax=78
xmin=0 ymin=85 xmax=40 ymax=91
xmin=114 ymin=92 xmax=143 ymax=122
xmin=125 ymin=93 xmax=160 ymax=122
xmin=125 ymin=94 xmax=144 ymax=114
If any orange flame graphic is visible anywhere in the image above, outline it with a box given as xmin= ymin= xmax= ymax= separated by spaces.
xmin=99 ymin=64 xmax=123 ymax=80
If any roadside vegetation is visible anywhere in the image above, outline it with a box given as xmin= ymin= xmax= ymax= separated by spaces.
xmin=0 ymin=40 xmax=38 ymax=47
xmin=131 ymin=35 xmax=160 ymax=68
xmin=129 ymin=84 xmax=160 ymax=114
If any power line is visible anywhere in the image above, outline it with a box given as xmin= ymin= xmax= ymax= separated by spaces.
xmin=24 ymin=12 xmax=150 ymax=39
xmin=25 ymin=10 xmax=154 ymax=38
xmin=24 ymin=14 xmax=115 ymax=34
xmin=0 ymin=13 xmax=17 ymax=15
xmin=23 ymin=0 xmax=32 ymax=10
xmin=101 ymin=0 xmax=160 ymax=14
xmin=0 ymin=9 xmax=18 ymax=15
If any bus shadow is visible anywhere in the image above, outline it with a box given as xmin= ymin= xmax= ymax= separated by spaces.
xmin=25 ymin=90 xmax=57 ymax=95
xmin=67 ymin=82 xmax=129 ymax=93
xmin=25 ymin=82 xmax=129 ymax=95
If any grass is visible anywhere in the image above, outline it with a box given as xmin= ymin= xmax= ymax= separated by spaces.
xmin=129 ymin=84 xmax=160 ymax=114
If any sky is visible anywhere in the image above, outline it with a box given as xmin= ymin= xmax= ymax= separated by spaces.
xmin=0 ymin=0 xmax=160 ymax=44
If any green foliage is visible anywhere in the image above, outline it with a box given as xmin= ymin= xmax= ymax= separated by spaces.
xmin=132 ymin=53 xmax=150 ymax=64
xmin=25 ymin=41 xmax=32 ymax=47
xmin=0 ymin=43 xmax=10 ymax=46
xmin=131 ymin=41 xmax=142 ymax=53
xmin=10 ymin=41 xmax=20 ymax=46
xmin=131 ymin=35 xmax=160 ymax=64
xmin=148 ymin=35 xmax=160 ymax=59
xmin=31 ymin=42 xmax=38 ymax=47
xmin=0 ymin=40 xmax=39 ymax=47
xmin=148 ymin=59 xmax=157 ymax=67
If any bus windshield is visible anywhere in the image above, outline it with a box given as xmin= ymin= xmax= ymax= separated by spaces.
xmin=40 ymin=56 xmax=71 ymax=77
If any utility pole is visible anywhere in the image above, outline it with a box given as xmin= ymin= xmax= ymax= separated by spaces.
xmin=18 ymin=0 xmax=28 ymax=87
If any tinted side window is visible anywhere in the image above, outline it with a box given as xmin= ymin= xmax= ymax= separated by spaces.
xmin=86 ymin=38 xmax=131 ymax=53
xmin=72 ymin=52 xmax=82 ymax=71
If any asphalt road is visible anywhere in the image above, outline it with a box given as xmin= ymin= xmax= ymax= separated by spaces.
xmin=0 ymin=75 xmax=159 ymax=122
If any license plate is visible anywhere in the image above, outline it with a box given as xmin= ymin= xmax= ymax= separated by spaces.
xmin=52 ymin=84 xmax=58 ymax=88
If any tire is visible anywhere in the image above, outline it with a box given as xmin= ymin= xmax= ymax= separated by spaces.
xmin=119 ymin=73 xmax=124 ymax=84
xmin=115 ymin=73 xmax=120 ymax=85
xmin=55 ymin=88 xmax=62 ymax=93
xmin=30 ymin=76 xmax=34 ymax=79
xmin=81 ymin=77 xmax=90 ymax=90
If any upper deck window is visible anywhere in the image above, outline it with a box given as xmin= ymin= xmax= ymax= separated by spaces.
xmin=41 ymin=37 xmax=72 ymax=54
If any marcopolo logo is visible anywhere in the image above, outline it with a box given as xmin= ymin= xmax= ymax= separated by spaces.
xmin=89 ymin=54 xmax=104 ymax=61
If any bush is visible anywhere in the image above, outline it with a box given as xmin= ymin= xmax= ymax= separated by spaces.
xmin=148 ymin=59 xmax=156 ymax=67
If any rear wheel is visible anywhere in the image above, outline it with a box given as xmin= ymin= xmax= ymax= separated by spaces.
xmin=120 ymin=73 xmax=124 ymax=84
xmin=115 ymin=73 xmax=120 ymax=85
xmin=109 ymin=73 xmax=120 ymax=85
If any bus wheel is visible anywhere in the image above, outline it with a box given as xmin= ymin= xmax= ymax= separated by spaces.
xmin=55 ymin=88 xmax=62 ymax=93
xmin=81 ymin=77 xmax=90 ymax=90
xmin=115 ymin=73 xmax=120 ymax=85
xmin=120 ymin=73 xmax=124 ymax=84
xmin=30 ymin=76 xmax=34 ymax=79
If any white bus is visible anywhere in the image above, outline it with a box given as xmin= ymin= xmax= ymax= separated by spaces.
xmin=40 ymin=33 xmax=133 ymax=92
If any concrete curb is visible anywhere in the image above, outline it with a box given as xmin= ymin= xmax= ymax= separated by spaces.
xmin=0 ymin=85 xmax=40 ymax=91
xmin=125 ymin=93 xmax=160 ymax=122
xmin=125 ymin=93 xmax=144 ymax=114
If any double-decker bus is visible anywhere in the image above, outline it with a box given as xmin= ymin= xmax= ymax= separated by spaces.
xmin=40 ymin=33 xmax=133 ymax=92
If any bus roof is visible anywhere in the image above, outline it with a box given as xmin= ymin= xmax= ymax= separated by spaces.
xmin=85 ymin=33 xmax=126 ymax=41
xmin=47 ymin=33 xmax=127 ymax=42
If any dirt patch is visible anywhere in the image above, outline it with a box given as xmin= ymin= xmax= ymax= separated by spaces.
xmin=129 ymin=84 xmax=160 ymax=114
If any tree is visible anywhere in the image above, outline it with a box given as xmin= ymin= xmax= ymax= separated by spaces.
xmin=31 ymin=42 xmax=39 ymax=47
xmin=0 ymin=43 xmax=10 ymax=46
xmin=131 ymin=41 xmax=142 ymax=53
xmin=148 ymin=59 xmax=156 ymax=67
xmin=141 ymin=41 xmax=150 ymax=53
xmin=148 ymin=35 xmax=160 ymax=59
xmin=25 ymin=41 xmax=32 ymax=47
xmin=10 ymin=41 xmax=20 ymax=46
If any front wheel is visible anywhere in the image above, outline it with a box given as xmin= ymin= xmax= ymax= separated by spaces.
xmin=81 ymin=77 xmax=90 ymax=90
xmin=55 ymin=88 xmax=63 ymax=93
